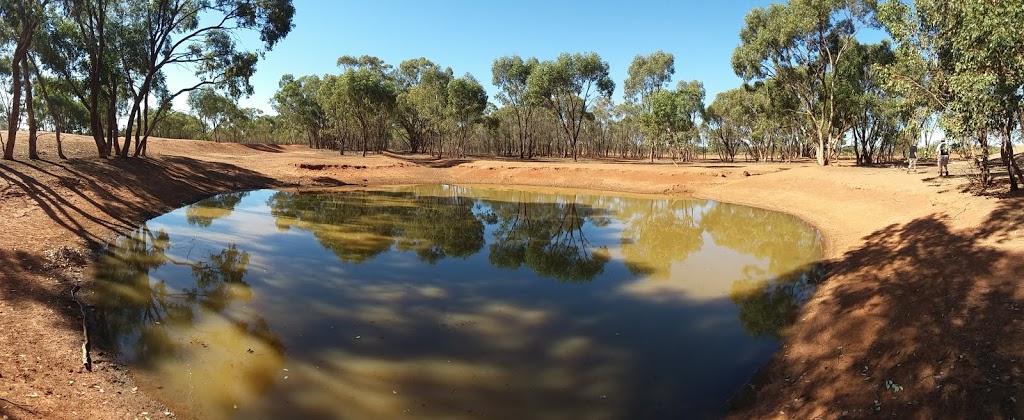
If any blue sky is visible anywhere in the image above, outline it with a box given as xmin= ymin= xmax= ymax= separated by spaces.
xmin=166 ymin=0 xmax=883 ymax=114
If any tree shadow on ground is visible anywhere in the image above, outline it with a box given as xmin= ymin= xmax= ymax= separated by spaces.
xmin=730 ymin=214 xmax=1024 ymax=418
xmin=0 ymin=249 xmax=65 ymax=310
xmin=0 ymin=155 xmax=281 ymax=398
xmin=975 ymin=196 xmax=1024 ymax=244
xmin=382 ymin=152 xmax=475 ymax=168
xmin=241 ymin=144 xmax=286 ymax=153
xmin=0 ymin=156 xmax=279 ymax=246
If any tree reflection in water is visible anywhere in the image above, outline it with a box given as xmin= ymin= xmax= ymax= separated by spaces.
xmin=185 ymin=191 xmax=250 ymax=227
xmin=728 ymin=263 xmax=825 ymax=339
xmin=701 ymin=203 xmax=824 ymax=339
xmin=92 ymin=187 xmax=828 ymax=418
xmin=268 ymin=191 xmax=485 ymax=264
xmin=486 ymin=199 xmax=611 ymax=282
xmin=618 ymin=199 xmax=707 ymax=279
xmin=93 ymin=225 xmax=284 ymax=363
xmin=267 ymin=190 xmax=612 ymax=282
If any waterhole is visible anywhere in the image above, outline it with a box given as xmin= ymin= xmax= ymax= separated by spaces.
xmin=92 ymin=185 xmax=822 ymax=419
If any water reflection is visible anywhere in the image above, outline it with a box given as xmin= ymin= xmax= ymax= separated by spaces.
xmin=267 ymin=191 xmax=485 ymax=264
xmin=485 ymin=198 xmax=611 ymax=282
xmin=186 ymin=191 xmax=250 ymax=227
xmin=93 ymin=224 xmax=285 ymax=417
xmin=93 ymin=185 xmax=822 ymax=419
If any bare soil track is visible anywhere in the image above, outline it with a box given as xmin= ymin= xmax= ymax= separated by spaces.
xmin=0 ymin=132 xmax=1022 ymax=419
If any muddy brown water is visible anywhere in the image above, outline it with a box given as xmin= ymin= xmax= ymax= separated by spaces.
xmin=90 ymin=184 xmax=822 ymax=419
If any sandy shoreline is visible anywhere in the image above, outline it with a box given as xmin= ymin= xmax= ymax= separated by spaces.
xmin=1 ymin=134 xmax=1022 ymax=418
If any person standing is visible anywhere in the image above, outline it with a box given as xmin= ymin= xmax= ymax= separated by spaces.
xmin=937 ymin=140 xmax=950 ymax=177
xmin=908 ymin=143 xmax=918 ymax=173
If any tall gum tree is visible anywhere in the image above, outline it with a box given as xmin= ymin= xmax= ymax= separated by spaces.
xmin=624 ymin=51 xmax=675 ymax=162
xmin=528 ymin=52 xmax=614 ymax=161
xmin=880 ymin=0 xmax=1024 ymax=190
xmin=2 ymin=0 xmax=50 ymax=160
xmin=935 ymin=1 xmax=1024 ymax=190
xmin=492 ymin=55 xmax=540 ymax=159
xmin=43 ymin=0 xmax=294 ymax=158
xmin=394 ymin=58 xmax=453 ymax=156
xmin=271 ymin=74 xmax=328 ymax=149
xmin=732 ymin=0 xmax=877 ymax=166
xmin=447 ymin=74 xmax=487 ymax=158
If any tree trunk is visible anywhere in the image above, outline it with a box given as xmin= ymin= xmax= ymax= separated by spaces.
xmin=123 ymin=98 xmax=140 ymax=158
xmin=107 ymin=90 xmax=120 ymax=157
xmin=23 ymin=58 xmax=39 ymax=160
xmin=134 ymin=95 xmax=147 ymax=157
xmin=815 ymin=133 xmax=830 ymax=166
xmin=5 ymin=44 xmax=25 ymax=160
xmin=978 ymin=130 xmax=991 ymax=186
xmin=1003 ymin=125 xmax=1021 ymax=191
xmin=88 ymin=44 xmax=107 ymax=157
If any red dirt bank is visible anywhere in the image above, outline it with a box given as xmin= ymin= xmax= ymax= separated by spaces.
xmin=0 ymin=133 xmax=1021 ymax=419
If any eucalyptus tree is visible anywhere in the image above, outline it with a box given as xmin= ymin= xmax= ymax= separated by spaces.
xmin=624 ymin=50 xmax=675 ymax=107
xmin=672 ymin=80 xmax=706 ymax=160
xmin=706 ymin=87 xmax=763 ymax=161
xmin=313 ymin=74 xmax=349 ymax=151
xmin=149 ymin=110 xmax=204 ymax=140
xmin=587 ymin=96 xmax=618 ymax=158
xmin=334 ymin=55 xmax=398 ymax=155
xmin=0 ymin=58 xmax=12 ymax=139
xmin=130 ymin=0 xmax=294 ymax=157
xmin=446 ymin=74 xmax=487 ymax=157
xmin=393 ymin=58 xmax=453 ymax=155
xmin=644 ymin=80 xmax=705 ymax=162
xmin=880 ymin=0 xmax=1024 ymax=189
xmin=29 ymin=63 xmax=88 ymax=158
xmin=931 ymin=0 xmax=1024 ymax=190
xmin=40 ymin=0 xmax=294 ymax=158
xmin=187 ymin=87 xmax=234 ymax=140
xmin=41 ymin=0 xmax=131 ymax=157
xmin=1 ymin=0 xmax=50 ymax=160
xmin=705 ymin=82 xmax=793 ymax=162
xmin=272 ymin=74 xmax=329 ymax=148
xmin=528 ymin=52 xmax=614 ymax=161
xmin=839 ymin=39 xmax=898 ymax=165
xmin=733 ymin=0 xmax=876 ymax=166
xmin=492 ymin=55 xmax=540 ymax=159
xmin=704 ymin=91 xmax=744 ymax=162
xmin=624 ymin=51 xmax=675 ymax=161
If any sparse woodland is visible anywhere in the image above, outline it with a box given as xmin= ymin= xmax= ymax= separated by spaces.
xmin=1 ymin=0 xmax=1022 ymax=192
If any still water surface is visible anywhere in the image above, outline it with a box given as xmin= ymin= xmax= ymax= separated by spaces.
xmin=92 ymin=185 xmax=822 ymax=419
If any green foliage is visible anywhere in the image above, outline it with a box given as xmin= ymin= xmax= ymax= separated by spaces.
xmin=22 ymin=0 xmax=296 ymax=157
xmin=447 ymin=75 xmax=488 ymax=156
xmin=733 ymin=0 xmax=877 ymax=165
xmin=643 ymin=81 xmax=705 ymax=161
xmin=272 ymin=74 xmax=329 ymax=147
xmin=879 ymin=0 xmax=1024 ymax=190
xmin=624 ymin=50 xmax=675 ymax=106
xmin=528 ymin=52 xmax=615 ymax=160
xmin=492 ymin=55 xmax=541 ymax=158
xmin=150 ymin=110 xmax=205 ymax=140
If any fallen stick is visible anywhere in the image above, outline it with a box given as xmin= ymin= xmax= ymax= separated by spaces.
xmin=0 ymin=396 xmax=37 ymax=415
xmin=71 ymin=284 xmax=92 ymax=371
